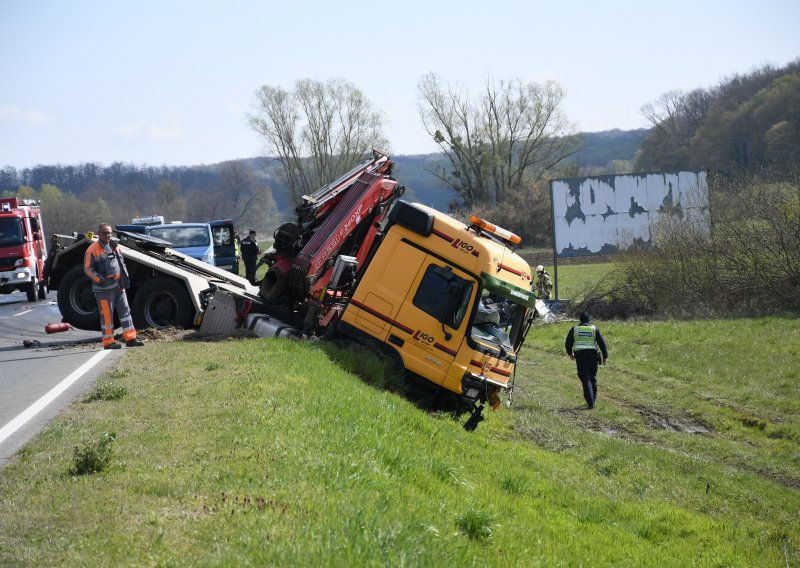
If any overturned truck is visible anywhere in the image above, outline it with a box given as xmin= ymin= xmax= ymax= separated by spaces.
xmin=45 ymin=151 xmax=539 ymax=428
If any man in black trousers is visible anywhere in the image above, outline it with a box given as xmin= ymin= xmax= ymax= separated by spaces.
xmin=565 ymin=312 xmax=608 ymax=409
xmin=240 ymin=230 xmax=261 ymax=285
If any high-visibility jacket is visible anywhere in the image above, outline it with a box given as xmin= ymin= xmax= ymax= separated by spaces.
xmin=84 ymin=240 xmax=128 ymax=291
xmin=573 ymin=324 xmax=598 ymax=351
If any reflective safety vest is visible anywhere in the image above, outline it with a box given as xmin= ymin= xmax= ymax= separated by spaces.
xmin=573 ymin=325 xmax=597 ymax=351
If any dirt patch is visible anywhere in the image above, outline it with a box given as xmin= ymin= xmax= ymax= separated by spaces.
xmin=632 ymin=405 xmax=712 ymax=434
xmin=135 ymin=327 xmax=193 ymax=342
xmin=46 ymin=338 xmax=99 ymax=351
xmin=562 ymin=406 xmax=658 ymax=443
xmin=513 ymin=423 xmax=580 ymax=452
xmin=136 ymin=327 xmax=258 ymax=343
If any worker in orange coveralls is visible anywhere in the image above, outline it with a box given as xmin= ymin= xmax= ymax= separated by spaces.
xmin=83 ymin=223 xmax=144 ymax=350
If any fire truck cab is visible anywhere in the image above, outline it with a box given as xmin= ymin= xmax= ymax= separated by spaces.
xmin=0 ymin=197 xmax=48 ymax=302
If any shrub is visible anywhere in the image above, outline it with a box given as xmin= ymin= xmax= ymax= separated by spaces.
xmin=83 ymin=382 xmax=127 ymax=402
xmin=70 ymin=432 xmax=116 ymax=475
xmin=614 ymin=174 xmax=800 ymax=315
xmin=460 ymin=180 xmax=553 ymax=247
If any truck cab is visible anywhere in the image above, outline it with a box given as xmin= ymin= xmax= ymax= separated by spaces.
xmin=0 ymin=197 xmax=48 ymax=301
xmin=338 ymin=200 xmax=536 ymax=420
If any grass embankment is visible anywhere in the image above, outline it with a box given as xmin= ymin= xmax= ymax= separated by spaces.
xmin=1 ymin=314 xmax=798 ymax=566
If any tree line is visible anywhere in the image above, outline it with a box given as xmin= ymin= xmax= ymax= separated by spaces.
xmin=1 ymin=161 xmax=279 ymax=237
xmin=636 ymin=59 xmax=800 ymax=176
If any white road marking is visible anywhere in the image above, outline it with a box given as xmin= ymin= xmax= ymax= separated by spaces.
xmin=0 ymin=349 xmax=112 ymax=445
xmin=13 ymin=309 xmax=34 ymax=317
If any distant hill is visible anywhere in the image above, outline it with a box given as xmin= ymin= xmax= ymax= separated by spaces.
xmin=572 ymin=128 xmax=649 ymax=168
xmin=1 ymin=129 xmax=647 ymax=218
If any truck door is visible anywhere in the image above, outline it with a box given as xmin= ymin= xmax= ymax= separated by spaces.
xmin=209 ymin=220 xmax=238 ymax=274
xmin=390 ymin=259 xmax=476 ymax=387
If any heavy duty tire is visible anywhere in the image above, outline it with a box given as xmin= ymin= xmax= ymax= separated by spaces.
xmin=37 ymin=276 xmax=48 ymax=300
xmin=131 ymin=277 xmax=194 ymax=329
xmin=25 ymin=280 xmax=36 ymax=302
xmin=56 ymin=265 xmax=100 ymax=330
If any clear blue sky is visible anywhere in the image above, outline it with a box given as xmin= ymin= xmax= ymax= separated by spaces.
xmin=1 ymin=0 xmax=798 ymax=169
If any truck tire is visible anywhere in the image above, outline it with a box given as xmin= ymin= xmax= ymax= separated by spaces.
xmin=25 ymin=280 xmax=36 ymax=302
xmin=57 ymin=265 xmax=100 ymax=330
xmin=37 ymin=279 xmax=48 ymax=300
xmin=132 ymin=276 xmax=194 ymax=329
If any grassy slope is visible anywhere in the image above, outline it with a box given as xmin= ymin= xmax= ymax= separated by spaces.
xmin=0 ymin=315 xmax=798 ymax=566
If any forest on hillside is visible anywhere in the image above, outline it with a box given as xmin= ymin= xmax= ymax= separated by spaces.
xmin=636 ymin=59 xmax=800 ymax=176
xmin=0 ymin=129 xmax=643 ymax=235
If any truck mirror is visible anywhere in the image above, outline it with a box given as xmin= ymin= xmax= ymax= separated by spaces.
xmin=31 ymin=218 xmax=40 ymax=232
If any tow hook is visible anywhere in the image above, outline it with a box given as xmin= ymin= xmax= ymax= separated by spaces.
xmin=463 ymin=403 xmax=485 ymax=431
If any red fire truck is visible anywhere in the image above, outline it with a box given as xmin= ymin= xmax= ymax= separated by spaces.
xmin=0 ymin=197 xmax=48 ymax=302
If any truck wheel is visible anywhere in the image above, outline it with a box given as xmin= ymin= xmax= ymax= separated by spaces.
xmin=25 ymin=280 xmax=36 ymax=302
xmin=37 ymin=278 xmax=48 ymax=300
xmin=132 ymin=277 xmax=194 ymax=329
xmin=57 ymin=265 xmax=100 ymax=330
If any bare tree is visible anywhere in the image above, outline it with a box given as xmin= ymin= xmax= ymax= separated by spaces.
xmin=417 ymin=73 xmax=580 ymax=207
xmin=184 ymin=161 xmax=278 ymax=235
xmin=249 ymin=79 xmax=389 ymax=204
xmin=154 ymin=180 xmax=185 ymax=222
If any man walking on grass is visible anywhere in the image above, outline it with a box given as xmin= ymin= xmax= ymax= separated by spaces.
xmin=565 ymin=312 xmax=608 ymax=409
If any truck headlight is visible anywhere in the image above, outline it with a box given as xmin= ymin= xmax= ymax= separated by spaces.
xmin=14 ymin=258 xmax=24 ymax=267
xmin=15 ymin=272 xmax=27 ymax=279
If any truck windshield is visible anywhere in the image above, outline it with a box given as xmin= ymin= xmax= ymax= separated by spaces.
xmin=148 ymin=226 xmax=210 ymax=248
xmin=0 ymin=218 xmax=25 ymax=247
xmin=472 ymin=272 xmax=537 ymax=352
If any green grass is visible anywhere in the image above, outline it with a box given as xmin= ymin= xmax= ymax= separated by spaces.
xmin=0 ymin=308 xmax=798 ymax=564
xmin=550 ymin=262 xmax=616 ymax=301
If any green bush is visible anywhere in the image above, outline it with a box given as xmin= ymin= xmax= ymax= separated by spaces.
xmin=615 ymin=175 xmax=800 ymax=315
xmin=70 ymin=432 xmax=116 ymax=475
xmin=83 ymin=382 xmax=127 ymax=402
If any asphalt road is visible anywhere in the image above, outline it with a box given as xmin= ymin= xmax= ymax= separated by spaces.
xmin=0 ymin=289 xmax=125 ymax=468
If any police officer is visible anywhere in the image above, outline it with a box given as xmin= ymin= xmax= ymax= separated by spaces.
xmin=240 ymin=230 xmax=261 ymax=285
xmin=84 ymin=223 xmax=144 ymax=350
xmin=565 ymin=312 xmax=608 ymax=409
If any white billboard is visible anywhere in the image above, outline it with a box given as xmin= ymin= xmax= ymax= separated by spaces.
xmin=551 ymin=171 xmax=709 ymax=257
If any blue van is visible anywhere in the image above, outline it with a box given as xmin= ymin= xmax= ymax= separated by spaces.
xmin=146 ymin=223 xmax=215 ymax=266
xmin=116 ymin=218 xmax=238 ymax=273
